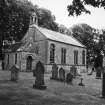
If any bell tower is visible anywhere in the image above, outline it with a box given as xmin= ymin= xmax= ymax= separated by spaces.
xmin=30 ymin=12 xmax=38 ymax=25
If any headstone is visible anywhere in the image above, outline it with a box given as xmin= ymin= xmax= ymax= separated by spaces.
xmin=33 ymin=61 xmax=46 ymax=89
xmin=66 ymin=72 xmax=73 ymax=84
xmin=51 ymin=64 xmax=58 ymax=80
xmin=78 ymin=77 xmax=85 ymax=86
xmin=70 ymin=66 xmax=77 ymax=78
xmin=59 ymin=67 xmax=65 ymax=81
xmin=96 ymin=67 xmax=102 ymax=79
xmin=102 ymin=73 xmax=105 ymax=98
xmin=10 ymin=65 xmax=19 ymax=81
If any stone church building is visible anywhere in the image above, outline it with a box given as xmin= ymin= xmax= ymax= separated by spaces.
xmin=4 ymin=12 xmax=86 ymax=73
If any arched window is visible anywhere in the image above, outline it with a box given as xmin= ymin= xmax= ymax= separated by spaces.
xmin=50 ymin=44 xmax=55 ymax=63
xmin=7 ymin=54 xmax=9 ymax=64
xmin=61 ymin=48 xmax=66 ymax=64
xmin=15 ymin=53 xmax=17 ymax=64
xmin=74 ymin=50 xmax=78 ymax=65
xmin=82 ymin=50 xmax=85 ymax=65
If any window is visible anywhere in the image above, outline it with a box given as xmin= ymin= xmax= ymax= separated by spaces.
xmin=50 ymin=44 xmax=55 ymax=63
xmin=7 ymin=54 xmax=9 ymax=64
xmin=15 ymin=53 xmax=17 ymax=64
xmin=82 ymin=50 xmax=85 ymax=65
xmin=74 ymin=50 xmax=78 ymax=65
xmin=61 ymin=48 xmax=66 ymax=64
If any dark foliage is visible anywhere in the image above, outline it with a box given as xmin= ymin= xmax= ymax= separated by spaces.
xmin=67 ymin=0 xmax=105 ymax=16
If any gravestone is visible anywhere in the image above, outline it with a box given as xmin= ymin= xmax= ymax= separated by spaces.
xmin=33 ymin=61 xmax=46 ymax=89
xmin=66 ymin=72 xmax=73 ymax=84
xmin=10 ymin=65 xmax=19 ymax=81
xmin=59 ymin=67 xmax=65 ymax=81
xmin=51 ymin=64 xmax=58 ymax=80
xmin=70 ymin=66 xmax=77 ymax=78
xmin=96 ymin=67 xmax=102 ymax=79
xmin=78 ymin=77 xmax=85 ymax=86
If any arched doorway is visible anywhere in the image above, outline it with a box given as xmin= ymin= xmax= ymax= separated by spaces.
xmin=26 ymin=56 xmax=32 ymax=71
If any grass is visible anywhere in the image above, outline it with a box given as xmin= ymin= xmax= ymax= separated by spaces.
xmin=0 ymin=70 xmax=105 ymax=105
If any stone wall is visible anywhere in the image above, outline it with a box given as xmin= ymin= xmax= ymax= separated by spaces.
xmin=45 ymin=40 xmax=86 ymax=73
xmin=47 ymin=40 xmax=86 ymax=65
xmin=4 ymin=52 xmax=21 ymax=70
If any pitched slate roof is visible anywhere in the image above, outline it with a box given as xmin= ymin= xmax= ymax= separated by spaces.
xmin=5 ymin=25 xmax=85 ymax=53
xmin=34 ymin=25 xmax=85 ymax=48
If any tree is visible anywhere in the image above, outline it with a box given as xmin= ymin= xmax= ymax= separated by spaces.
xmin=0 ymin=0 xmax=33 ymax=59
xmin=35 ymin=6 xmax=58 ymax=31
xmin=71 ymin=24 xmax=96 ymax=65
xmin=58 ymin=24 xmax=71 ymax=35
xmin=67 ymin=0 xmax=105 ymax=16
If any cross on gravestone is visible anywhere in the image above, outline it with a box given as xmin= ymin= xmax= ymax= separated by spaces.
xmin=10 ymin=65 xmax=19 ymax=82
xmin=51 ymin=64 xmax=58 ymax=80
xmin=33 ymin=61 xmax=46 ymax=90
xmin=70 ymin=66 xmax=77 ymax=78
xmin=59 ymin=67 xmax=65 ymax=81
xmin=78 ymin=77 xmax=85 ymax=86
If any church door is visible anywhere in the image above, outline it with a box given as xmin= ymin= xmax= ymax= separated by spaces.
xmin=26 ymin=56 xmax=32 ymax=71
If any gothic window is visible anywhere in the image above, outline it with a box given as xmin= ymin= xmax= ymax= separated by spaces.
xmin=50 ymin=44 xmax=55 ymax=63
xmin=61 ymin=48 xmax=66 ymax=64
xmin=74 ymin=50 xmax=78 ymax=65
xmin=7 ymin=54 xmax=9 ymax=64
xmin=15 ymin=53 xmax=17 ymax=64
xmin=82 ymin=50 xmax=85 ymax=65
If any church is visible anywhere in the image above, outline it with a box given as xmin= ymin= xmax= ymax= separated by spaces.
xmin=4 ymin=12 xmax=86 ymax=73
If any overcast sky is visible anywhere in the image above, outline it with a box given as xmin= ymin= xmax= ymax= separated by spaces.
xmin=30 ymin=0 xmax=105 ymax=29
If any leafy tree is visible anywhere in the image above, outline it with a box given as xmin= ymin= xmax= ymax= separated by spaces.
xmin=67 ymin=0 xmax=105 ymax=16
xmin=67 ymin=0 xmax=105 ymax=64
xmin=0 ymin=0 xmax=33 ymax=59
xmin=58 ymin=24 xmax=71 ymax=35
xmin=35 ymin=6 xmax=58 ymax=31
xmin=71 ymin=24 xmax=96 ymax=65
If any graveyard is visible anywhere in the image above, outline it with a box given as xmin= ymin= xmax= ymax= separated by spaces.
xmin=0 ymin=69 xmax=105 ymax=105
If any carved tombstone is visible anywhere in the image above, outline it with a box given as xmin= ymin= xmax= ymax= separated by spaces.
xmin=70 ymin=66 xmax=77 ymax=78
xmin=10 ymin=65 xmax=19 ymax=81
xmin=51 ymin=64 xmax=58 ymax=80
xmin=66 ymin=72 xmax=73 ymax=84
xmin=33 ymin=61 xmax=46 ymax=89
xmin=59 ymin=67 xmax=65 ymax=81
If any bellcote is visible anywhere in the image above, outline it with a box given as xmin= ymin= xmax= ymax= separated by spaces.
xmin=30 ymin=12 xmax=38 ymax=25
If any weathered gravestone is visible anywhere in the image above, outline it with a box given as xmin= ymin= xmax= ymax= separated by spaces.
xmin=70 ymin=66 xmax=77 ymax=78
xmin=59 ymin=67 xmax=65 ymax=81
xmin=66 ymin=72 xmax=73 ymax=84
xmin=33 ymin=61 xmax=46 ymax=89
xmin=51 ymin=64 xmax=58 ymax=80
xmin=10 ymin=65 xmax=19 ymax=81
xmin=96 ymin=67 xmax=102 ymax=79
xmin=78 ymin=77 xmax=85 ymax=86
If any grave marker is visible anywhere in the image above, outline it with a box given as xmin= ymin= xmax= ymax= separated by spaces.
xmin=33 ymin=61 xmax=46 ymax=89
xmin=59 ymin=67 xmax=65 ymax=81
xmin=10 ymin=65 xmax=19 ymax=81
xmin=51 ymin=64 xmax=58 ymax=80
xmin=70 ymin=66 xmax=77 ymax=78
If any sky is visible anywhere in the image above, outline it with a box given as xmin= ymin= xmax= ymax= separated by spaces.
xmin=29 ymin=0 xmax=105 ymax=29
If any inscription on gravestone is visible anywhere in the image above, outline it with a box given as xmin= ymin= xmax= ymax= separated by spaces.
xmin=59 ymin=67 xmax=65 ymax=81
xmin=33 ymin=61 xmax=46 ymax=89
xmin=66 ymin=69 xmax=73 ymax=84
xmin=70 ymin=66 xmax=77 ymax=78
xmin=10 ymin=65 xmax=19 ymax=82
xmin=51 ymin=64 xmax=58 ymax=80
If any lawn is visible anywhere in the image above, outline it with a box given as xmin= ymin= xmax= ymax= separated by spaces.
xmin=0 ymin=70 xmax=105 ymax=105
